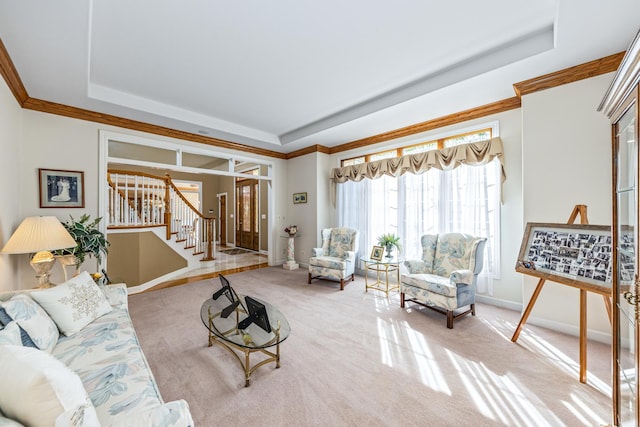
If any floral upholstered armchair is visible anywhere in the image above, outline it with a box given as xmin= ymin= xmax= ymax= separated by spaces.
xmin=308 ymin=227 xmax=359 ymax=290
xmin=400 ymin=233 xmax=487 ymax=329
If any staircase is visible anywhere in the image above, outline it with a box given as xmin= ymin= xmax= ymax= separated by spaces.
xmin=106 ymin=169 xmax=216 ymax=263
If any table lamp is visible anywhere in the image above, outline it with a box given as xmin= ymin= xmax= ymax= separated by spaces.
xmin=1 ymin=216 xmax=77 ymax=287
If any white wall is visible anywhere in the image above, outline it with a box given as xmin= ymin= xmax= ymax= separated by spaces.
xmin=285 ymin=153 xmax=318 ymax=264
xmin=521 ymin=73 xmax=614 ymax=340
xmin=16 ymin=111 xmax=103 ymax=286
xmin=0 ymin=77 xmax=23 ymax=290
xmin=316 ymin=152 xmax=332 ymax=233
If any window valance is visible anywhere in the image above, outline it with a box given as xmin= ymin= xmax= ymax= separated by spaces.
xmin=329 ymin=137 xmax=506 ymax=204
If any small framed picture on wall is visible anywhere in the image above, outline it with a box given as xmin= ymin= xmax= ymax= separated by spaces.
xmin=293 ymin=192 xmax=307 ymax=204
xmin=39 ymin=168 xmax=85 ymax=208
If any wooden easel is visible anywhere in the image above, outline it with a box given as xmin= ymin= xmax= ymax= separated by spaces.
xmin=511 ymin=204 xmax=613 ymax=384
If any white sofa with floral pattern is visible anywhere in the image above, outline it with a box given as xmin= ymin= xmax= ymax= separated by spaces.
xmin=0 ymin=271 xmax=194 ymax=427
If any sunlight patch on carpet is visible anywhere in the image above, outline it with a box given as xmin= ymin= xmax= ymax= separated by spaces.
xmin=446 ymin=348 xmax=566 ymax=426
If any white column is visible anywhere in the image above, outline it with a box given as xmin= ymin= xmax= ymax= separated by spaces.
xmin=283 ymin=236 xmax=299 ymax=270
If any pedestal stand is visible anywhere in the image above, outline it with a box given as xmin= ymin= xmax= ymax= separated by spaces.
xmin=282 ymin=235 xmax=299 ymax=270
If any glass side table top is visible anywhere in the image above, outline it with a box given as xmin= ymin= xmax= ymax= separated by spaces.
xmin=360 ymin=257 xmax=403 ymax=266
xmin=200 ymin=295 xmax=291 ymax=350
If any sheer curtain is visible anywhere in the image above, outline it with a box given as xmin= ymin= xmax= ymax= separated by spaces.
xmin=337 ymin=159 xmax=501 ymax=295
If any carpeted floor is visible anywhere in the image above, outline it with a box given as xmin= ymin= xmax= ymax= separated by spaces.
xmin=128 ymin=267 xmax=611 ymax=426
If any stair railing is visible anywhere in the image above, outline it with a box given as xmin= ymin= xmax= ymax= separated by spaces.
xmin=107 ymin=169 xmax=215 ymax=261
xmin=165 ymin=174 xmax=215 ymax=260
xmin=107 ymin=170 xmax=166 ymax=227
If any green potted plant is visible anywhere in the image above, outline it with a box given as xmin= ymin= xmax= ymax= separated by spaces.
xmin=54 ymin=214 xmax=109 ymax=268
xmin=377 ymin=233 xmax=401 ymax=258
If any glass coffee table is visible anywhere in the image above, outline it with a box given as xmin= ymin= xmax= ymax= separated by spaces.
xmin=200 ymin=294 xmax=290 ymax=386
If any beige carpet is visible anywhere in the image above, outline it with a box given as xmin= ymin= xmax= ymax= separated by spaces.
xmin=128 ymin=267 xmax=611 ymax=426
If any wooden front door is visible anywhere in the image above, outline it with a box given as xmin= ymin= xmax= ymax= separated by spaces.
xmin=235 ymin=179 xmax=258 ymax=250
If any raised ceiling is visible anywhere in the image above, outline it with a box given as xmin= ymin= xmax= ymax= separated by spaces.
xmin=0 ymin=1 xmax=639 ymax=154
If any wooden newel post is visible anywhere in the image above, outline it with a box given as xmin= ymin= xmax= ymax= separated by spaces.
xmin=164 ymin=173 xmax=172 ymax=240
xmin=202 ymin=217 xmax=215 ymax=261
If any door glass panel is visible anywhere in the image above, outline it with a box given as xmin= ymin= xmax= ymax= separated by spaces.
xmin=182 ymin=152 xmax=229 ymax=171
xmin=242 ymin=186 xmax=251 ymax=232
xmin=234 ymin=161 xmax=268 ymax=176
xmin=618 ymin=114 xmax=637 ymax=191
xmin=254 ymin=183 xmax=259 ymax=231
xmin=108 ymin=141 xmax=176 ymax=164
xmin=616 ymin=103 xmax=637 ymax=427
xmin=618 ymin=190 xmax=636 ymax=325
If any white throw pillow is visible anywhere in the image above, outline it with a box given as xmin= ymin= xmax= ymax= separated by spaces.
xmin=32 ymin=271 xmax=113 ymax=336
xmin=0 ymin=322 xmax=22 ymax=346
xmin=0 ymin=414 xmax=23 ymax=426
xmin=1 ymin=294 xmax=58 ymax=352
xmin=0 ymin=345 xmax=100 ymax=427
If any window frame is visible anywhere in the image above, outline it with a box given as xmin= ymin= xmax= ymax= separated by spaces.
xmin=340 ymin=124 xmax=496 ymax=167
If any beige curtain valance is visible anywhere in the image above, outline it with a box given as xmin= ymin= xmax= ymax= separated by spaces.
xmin=329 ymin=137 xmax=506 ymax=205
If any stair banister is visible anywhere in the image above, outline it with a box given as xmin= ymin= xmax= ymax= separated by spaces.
xmin=107 ymin=169 xmax=215 ymax=261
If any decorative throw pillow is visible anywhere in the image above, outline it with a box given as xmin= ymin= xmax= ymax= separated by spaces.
xmin=0 ymin=414 xmax=23 ymax=426
xmin=0 ymin=306 xmax=37 ymax=348
xmin=32 ymin=271 xmax=113 ymax=336
xmin=0 ymin=322 xmax=22 ymax=346
xmin=0 ymin=306 xmax=12 ymax=325
xmin=1 ymin=295 xmax=58 ymax=352
xmin=0 ymin=345 xmax=100 ymax=427
xmin=0 ymin=307 xmax=38 ymax=348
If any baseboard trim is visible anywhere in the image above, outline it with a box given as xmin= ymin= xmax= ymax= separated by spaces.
xmin=526 ymin=316 xmax=611 ymax=345
xmin=476 ymin=294 xmax=521 ymax=311
xmin=127 ymin=267 xmax=192 ymax=294
xmin=475 ymin=295 xmax=612 ymax=344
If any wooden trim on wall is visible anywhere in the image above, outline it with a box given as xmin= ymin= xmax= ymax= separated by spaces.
xmin=326 ymin=97 xmax=521 ymax=156
xmin=513 ymin=52 xmax=624 ymax=97
xmin=285 ymin=144 xmax=331 ymax=159
xmin=21 ymin=98 xmax=287 ymax=160
xmin=0 ymin=38 xmax=29 ymax=106
xmin=0 ymin=33 xmax=625 ymax=161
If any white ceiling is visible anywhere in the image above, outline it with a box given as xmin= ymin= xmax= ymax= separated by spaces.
xmin=1 ymin=0 xmax=639 ymax=154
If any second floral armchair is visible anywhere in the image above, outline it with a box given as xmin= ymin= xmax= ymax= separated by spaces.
xmin=308 ymin=227 xmax=359 ymax=290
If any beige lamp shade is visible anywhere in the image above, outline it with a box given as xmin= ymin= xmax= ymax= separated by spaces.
xmin=1 ymin=216 xmax=76 ymax=254
xmin=1 ymin=216 xmax=77 ymax=288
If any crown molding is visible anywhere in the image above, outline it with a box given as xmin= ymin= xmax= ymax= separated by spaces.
xmin=328 ymin=97 xmax=521 ymax=155
xmin=0 ymin=38 xmax=28 ymax=105
xmin=0 ymin=34 xmax=625 ymax=160
xmin=285 ymin=144 xmax=331 ymax=159
xmin=22 ymin=97 xmax=287 ymax=159
xmin=513 ymin=51 xmax=624 ymax=97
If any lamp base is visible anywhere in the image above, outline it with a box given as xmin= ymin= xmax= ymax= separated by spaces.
xmin=30 ymin=251 xmax=56 ymax=288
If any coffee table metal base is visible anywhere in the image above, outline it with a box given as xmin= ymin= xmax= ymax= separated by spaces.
xmin=207 ymin=319 xmax=281 ymax=387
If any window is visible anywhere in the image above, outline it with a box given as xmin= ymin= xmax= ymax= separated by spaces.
xmin=342 ymin=157 xmax=365 ymax=167
xmin=443 ymin=129 xmax=492 ymax=147
xmin=402 ymin=142 xmax=438 ymax=155
xmin=341 ymin=128 xmax=492 ymax=166
xmin=336 ymin=126 xmax=500 ymax=294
